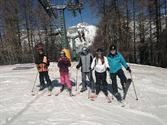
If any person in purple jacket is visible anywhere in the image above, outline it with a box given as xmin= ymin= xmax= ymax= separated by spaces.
xmin=57 ymin=51 xmax=73 ymax=96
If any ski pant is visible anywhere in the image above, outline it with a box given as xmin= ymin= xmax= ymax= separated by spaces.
xmin=95 ymin=71 xmax=108 ymax=96
xmin=39 ymin=71 xmax=52 ymax=87
xmin=110 ymin=69 xmax=127 ymax=94
xmin=60 ymin=71 xmax=71 ymax=89
xmin=81 ymin=72 xmax=95 ymax=92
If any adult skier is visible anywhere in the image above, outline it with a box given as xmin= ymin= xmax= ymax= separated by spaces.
xmin=90 ymin=48 xmax=111 ymax=103
xmin=76 ymin=47 xmax=95 ymax=94
xmin=34 ymin=46 xmax=52 ymax=94
xmin=107 ymin=44 xmax=131 ymax=99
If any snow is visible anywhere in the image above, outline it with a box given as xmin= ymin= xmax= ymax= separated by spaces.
xmin=0 ymin=62 xmax=167 ymax=125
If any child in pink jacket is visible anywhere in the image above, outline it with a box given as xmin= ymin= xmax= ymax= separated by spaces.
xmin=57 ymin=51 xmax=73 ymax=96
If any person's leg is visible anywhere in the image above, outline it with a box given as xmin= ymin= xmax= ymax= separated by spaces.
xmin=87 ymin=72 xmax=95 ymax=93
xmin=117 ymin=69 xmax=127 ymax=93
xmin=64 ymin=72 xmax=71 ymax=89
xmin=110 ymin=73 xmax=118 ymax=94
xmin=80 ymin=72 xmax=87 ymax=92
xmin=60 ymin=72 xmax=65 ymax=92
xmin=39 ymin=72 xmax=45 ymax=91
xmin=44 ymin=71 xmax=52 ymax=91
xmin=101 ymin=72 xmax=108 ymax=96
xmin=95 ymin=71 xmax=101 ymax=95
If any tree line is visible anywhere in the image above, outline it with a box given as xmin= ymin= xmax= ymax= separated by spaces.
xmin=0 ymin=0 xmax=167 ymax=68
xmin=0 ymin=0 xmax=61 ymax=65
xmin=89 ymin=0 xmax=167 ymax=68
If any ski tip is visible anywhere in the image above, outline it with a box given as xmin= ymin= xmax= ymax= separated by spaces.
xmin=121 ymin=104 xmax=125 ymax=107
xmin=31 ymin=92 xmax=36 ymax=96
xmin=108 ymin=100 xmax=112 ymax=103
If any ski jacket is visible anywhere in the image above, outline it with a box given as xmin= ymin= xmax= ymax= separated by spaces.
xmin=91 ymin=56 xmax=109 ymax=73
xmin=58 ymin=56 xmax=71 ymax=73
xmin=107 ymin=52 xmax=128 ymax=73
xmin=77 ymin=52 xmax=93 ymax=73
xmin=35 ymin=54 xmax=49 ymax=72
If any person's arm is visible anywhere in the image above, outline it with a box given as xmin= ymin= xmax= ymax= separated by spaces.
xmin=66 ymin=58 xmax=71 ymax=67
xmin=105 ymin=57 xmax=110 ymax=71
xmin=91 ymin=58 xmax=96 ymax=70
xmin=119 ymin=53 xmax=131 ymax=72
xmin=57 ymin=57 xmax=62 ymax=68
xmin=76 ymin=57 xmax=82 ymax=69
xmin=120 ymin=53 xmax=128 ymax=69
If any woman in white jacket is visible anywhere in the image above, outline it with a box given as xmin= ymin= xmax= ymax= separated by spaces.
xmin=91 ymin=48 xmax=111 ymax=103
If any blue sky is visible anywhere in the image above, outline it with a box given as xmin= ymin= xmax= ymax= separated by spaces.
xmin=64 ymin=2 xmax=99 ymax=27
xmin=50 ymin=0 xmax=99 ymax=27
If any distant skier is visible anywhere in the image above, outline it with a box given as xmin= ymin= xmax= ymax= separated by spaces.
xmin=34 ymin=46 xmax=52 ymax=93
xmin=90 ymin=48 xmax=111 ymax=103
xmin=76 ymin=47 xmax=95 ymax=94
xmin=56 ymin=51 xmax=73 ymax=96
xmin=107 ymin=44 xmax=131 ymax=99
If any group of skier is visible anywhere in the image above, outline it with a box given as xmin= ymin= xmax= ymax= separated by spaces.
xmin=34 ymin=44 xmax=132 ymax=102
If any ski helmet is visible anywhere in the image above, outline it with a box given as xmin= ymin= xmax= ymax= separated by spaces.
xmin=60 ymin=51 xmax=65 ymax=56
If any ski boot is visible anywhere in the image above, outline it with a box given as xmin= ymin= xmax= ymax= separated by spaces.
xmin=80 ymin=86 xmax=87 ymax=92
xmin=114 ymin=92 xmax=122 ymax=101
xmin=68 ymin=88 xmax=75 ymax=96
xmin=39 ymin=85 xmax=45 ymax=91
xmin=60 ymin=84 xmax=65 ymax=92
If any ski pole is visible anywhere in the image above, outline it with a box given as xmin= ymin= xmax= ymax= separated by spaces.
xmin=88 ymin=87 xmax=91 ymax=99
xmin=130 ymin=72 xmax=138 ymax=100
xmin=31 ymin=72 xmax=38 ymax=92
xmin=75 ymin=69 xmax=78 ymax=91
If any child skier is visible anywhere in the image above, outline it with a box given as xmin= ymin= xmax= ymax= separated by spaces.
xmin=90 ymin=48 xmax=111 ymax=103
xmin=56 ymin=51 xmax=73 ymax=96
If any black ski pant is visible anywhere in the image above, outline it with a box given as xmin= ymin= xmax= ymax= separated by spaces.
xmin=81 ymin=72 xmax=95 ymax=92
xmin=95 ymin=71 xmax=108 ymax=96
xmin=39 ymin=71 xmax=52 ymax=87
xmin=110 ymin=69 xmax=127 ymax=94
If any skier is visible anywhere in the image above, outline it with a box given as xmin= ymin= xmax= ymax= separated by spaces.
xmin=56 ymin=51 xmax=73 ymax=96
xmin=90 ymin=48 xmax=111 ymax=103
xmin=34 ymin=46 xmax=52 ymax=94
xmin=107 ymin=44 xmax=131 ymax=99
xmin=76 ymin=47 xmax=95 ymax=94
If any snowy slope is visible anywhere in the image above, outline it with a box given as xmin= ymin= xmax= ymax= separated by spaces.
xmin=0 ymin=63 xmax=167 ymax=125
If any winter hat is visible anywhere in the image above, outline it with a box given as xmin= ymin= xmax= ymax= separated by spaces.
xmin=109 ymin=44 xmax=117 ymax=51
xmin=96 ymin=48 xmax=103 ymax=54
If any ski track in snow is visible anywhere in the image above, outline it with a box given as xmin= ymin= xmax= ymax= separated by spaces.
xmin=0 ymin=62 xmax=167 ymax=125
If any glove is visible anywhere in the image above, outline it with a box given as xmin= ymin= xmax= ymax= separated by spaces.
xmin=37 ymin=65 xmax=40 ymax=69
xmin=89 ymin=67 xmax=93 ymax=71
xmin=106 ymin=67 xmax=110 ymax=71
xmin=76 ymin=65 xmax=80 ymax=69
xmin=126 ymin=67 xmax=131 ymax=73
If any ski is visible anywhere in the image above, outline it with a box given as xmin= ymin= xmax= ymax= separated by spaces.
xmin=55 ymin=90 xmax=62 ymax=96
xmin=89 ymin=95 xmax=97 ymax=101
xmin=123 ymin=79 xmax=132 ymax=100
xmin=48 ymin=91 xmax=52 ymax=96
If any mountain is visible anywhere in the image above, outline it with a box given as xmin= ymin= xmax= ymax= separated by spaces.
xmin=67 ymin=22 xmax=97 ymax=53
